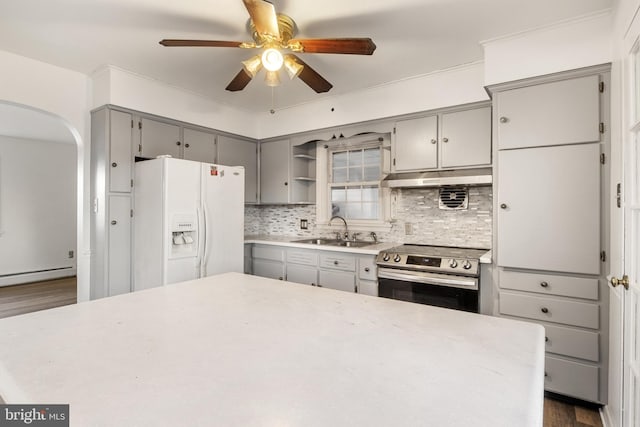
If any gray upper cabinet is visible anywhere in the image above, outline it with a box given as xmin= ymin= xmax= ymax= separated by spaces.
xmin=217 ymin=135 xmax=258 ymax=203
xmin=183 ymin=128 xmax=216 ymax=163
xmin=260 ymin=139 xmax=290 ymax=204
xmin=139 ymin=118 xmax=181 ymax=159
xmin=496 ymin=75 xmax=601 ymax=150
xmin=108 ymin=109 xmax=133 ymax=193
xmin=440 ymin=106 xmax=491 ymax=168
xmin=497 ymin=143 xmax=601 ymax=275
xmin=394 ymin=115 xmax=438 ymax=171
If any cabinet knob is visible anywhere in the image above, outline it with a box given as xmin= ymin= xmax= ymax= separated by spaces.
xmin=541 ymin=307 xmax=549 ymax=314
xmin=430 ymin=139 xmax=437 ymax=144
xmin=110 ymin=220 xmax=117 ymax=225
xmin=364 ymin=267 xmax=370 ymax=272
xmin=278 ymin=276 xmax=283 ymax=280
xmin=500 ymin=203 xmax=508 ymax=209
xmin=545 ymin=336 xmax=549 ymax=342
xmin=442 ymin=137 xmax=449 ymax=143
xmin=112 ymin=162 xmax=117 ymax=167
xmin=544 ymin=372 xmax=549 ymax=378
xmin=284 ymin=182 xmax=288 ymax=186
xmin=334 ymin=260 xmax=339 ymax=265
xmin=176 ymin=141 xmax=181 ymax=146
xmin=540 ymin=281 xmax=549 ymax=288
xmin=499 ymin=116 xmax=509 ymax=123
xmin=185 ymin=143 xmax=190 ymax=148
xmin=317 ymin=284 xmax=323 ymax=287
xmin=311 ymin=283 xmax=316 ymax=286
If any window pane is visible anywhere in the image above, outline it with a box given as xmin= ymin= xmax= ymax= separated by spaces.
xmin=331 ymin=202 xmax=346 ymax=217
xmin=348 ymin=167 xmax=363 ymax=182
xmin=333 ymin=167 xmax=348 ymax=183
xmin=346 ymin=188 xmax=362 ymax=202
xmin=349 ymin=150 xmax=363 ymax=167
xmin=362 ymin=186 xmax=379 ymax=202
xmin=361 ymin=203 xmax=378 ymax=219
xmin=331 ymin=188 xmax=346 ymax=201
xmin=363 ymin=148 xmax=380 ymax=165
xmin=333 ymin=151 xmax=348 ymax=168
xmin=346 ymin=204 xmax=363 ymax=219
xmin=363 ymin=165 xmax=380 ymax=181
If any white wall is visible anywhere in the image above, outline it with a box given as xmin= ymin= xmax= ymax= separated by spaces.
xmin=257 ymin=62 xmax=489 ymax=138
xmin=0 ymin=49 xmax=91 ymax=301
xmin=92 ymin=66 xmax=260 ymax=139
xmin=482 ymin=11 xmax=613 ymax=86
xmin=0 ymin=136 xmax=76 ymax=284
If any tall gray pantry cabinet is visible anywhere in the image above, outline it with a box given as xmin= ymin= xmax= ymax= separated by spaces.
xmin=488 ymin=64 xmax=610 ymax=404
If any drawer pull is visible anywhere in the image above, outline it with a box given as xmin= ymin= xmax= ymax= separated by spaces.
xmin=541 ymin=307 xmax=549 ymax=314
xmin=364 ymin=267 xmax=370 ymax=272
xmin=540 ymin=281 xmax=549 ymax=288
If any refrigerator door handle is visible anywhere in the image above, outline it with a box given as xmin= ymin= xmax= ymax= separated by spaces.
xmin=195 ymin=207 xmax=203 ymax=274
xmin=201 ymin=203 xmax=209 ymax=277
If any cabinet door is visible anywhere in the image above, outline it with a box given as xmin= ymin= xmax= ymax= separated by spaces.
xmin=319 ymin=269 xmax=355 ymax=293
xmin=217 ymin=135 xmax=258 ymax=203
xmin=183 ymin=128 xmax=216 ymax=163
xmin=109 ymin=110 xmax=133 ymax=193
xmin=260 ymin=139 xmax=290 ymax=203
xmin=440 ymin=107 xmax=491 ymax=168
xmin=108 ymin=195 xmax=131 ymax=296
xmin=139 ymin=118 xmax=181 ymax=159
xmin=497 ymin=143 xmax=600 ymax=274
xmin=252 ymin=259 xmax=285 ymax=280
xmin=287 ymin=264 xmax=318 ymax=286
xmin=496 ymin=75 xmax=601 ymax=150
xmin=394 ymin=115 xmax=438 ymax=171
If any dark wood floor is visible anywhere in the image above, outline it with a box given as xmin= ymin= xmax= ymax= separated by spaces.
xmin=0 ymin=276 xmax=77 ymax=319
xmin=0 ymin=278 xmax=603 ymax=425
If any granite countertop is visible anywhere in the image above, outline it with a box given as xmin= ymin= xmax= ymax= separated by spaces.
xmin=0 ymin=272 xmax=543 ymax=426
xmin=246 ymin=235 xmax=493 ymax=263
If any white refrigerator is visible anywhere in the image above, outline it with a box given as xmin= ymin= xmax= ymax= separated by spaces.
xmin=134 ymin=157 xmax=244 ymax=291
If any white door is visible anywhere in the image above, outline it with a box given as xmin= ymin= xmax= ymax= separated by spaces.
xmin=201 ymin=164 xmax=244 ymax=277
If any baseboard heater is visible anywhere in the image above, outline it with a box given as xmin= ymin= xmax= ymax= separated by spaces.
xmin=0 ymin=267 xmax=75 ymax=287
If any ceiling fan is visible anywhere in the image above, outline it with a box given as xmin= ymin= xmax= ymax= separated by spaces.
xmin=159 ymin=0 xmax=376 ymax=93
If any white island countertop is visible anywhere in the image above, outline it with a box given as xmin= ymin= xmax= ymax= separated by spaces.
xmin=0 ymin=273 xmax=541 ymax=426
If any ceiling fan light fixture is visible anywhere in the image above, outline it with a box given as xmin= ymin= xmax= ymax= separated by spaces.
xmin=261 ymin=48 xmax=284 ymax=71
xmin=264 ymin=70 xmax=281 ymax=87
xmin=283 ymin=55 xmax=303 ymax=79
xmin=241 ymin=55 xmax=263 ymax=77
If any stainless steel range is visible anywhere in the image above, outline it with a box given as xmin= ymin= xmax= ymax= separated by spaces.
xmin=376 ymin=245 xmax=487 ymax=312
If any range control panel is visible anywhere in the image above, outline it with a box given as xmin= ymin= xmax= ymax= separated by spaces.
xmin=376 ymin=252 xmax=479 ymax=276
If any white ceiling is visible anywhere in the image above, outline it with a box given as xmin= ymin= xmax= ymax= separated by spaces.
xmin=0 ymin=0 xmax=613 ymax=113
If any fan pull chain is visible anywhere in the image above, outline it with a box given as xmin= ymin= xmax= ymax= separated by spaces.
xmin=270 ymin=87 xmax=276 ymax=114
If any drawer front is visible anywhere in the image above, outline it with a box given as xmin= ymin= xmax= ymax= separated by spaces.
xmin=252 ymin=245 xmax=285 ymax=262
xmin=500 ymin=270 xmax=598 ymax=300
xmin=545 ymin=356 xmax=599 ymax=402
xmin=319 ymin=252 xmax=356 ymax=272
xmin=544 ymin=323 xmax=599 ymax=362
xmin=499 ymin=291 xmax=599 ymax=329
xmin=287 ymin=249 xmax=319 ymax=266
xmin=358 ymin=256 xmax=377 ymax=280
xmin=358 ymin=279 xmax=378 ymax=296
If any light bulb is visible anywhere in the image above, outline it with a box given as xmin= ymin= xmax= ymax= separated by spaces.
xmin=261 ymin=48 xmax=284 ymax=72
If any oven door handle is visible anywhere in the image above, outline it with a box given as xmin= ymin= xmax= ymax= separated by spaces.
xmin=377 ymin=268 xmax=478 ymax=290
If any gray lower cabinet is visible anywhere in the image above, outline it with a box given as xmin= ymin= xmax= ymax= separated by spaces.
xmin=251 ymin=245 xmax=285 ymax=280
xmin=318 ymin=270 xmax=355 ymax=292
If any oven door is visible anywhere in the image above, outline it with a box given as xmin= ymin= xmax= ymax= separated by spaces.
xmin=377 ymin=268 xmax=479 ymax=312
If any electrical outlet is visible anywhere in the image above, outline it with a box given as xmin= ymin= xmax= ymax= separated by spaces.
xmin=404 ymin=222 xmax=413 ymax=235
xmin=300 ymin=219 xmax=308 ymax=230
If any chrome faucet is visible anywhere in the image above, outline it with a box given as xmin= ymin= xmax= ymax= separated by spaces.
xmin=329 ymin=215 xmax=349 ymax=240
xmin=370 ymin=231 xmax=378 ymax=243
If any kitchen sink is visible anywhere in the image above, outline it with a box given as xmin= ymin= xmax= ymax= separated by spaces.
xmin=292 ymin=238 xmax=374 ymax=248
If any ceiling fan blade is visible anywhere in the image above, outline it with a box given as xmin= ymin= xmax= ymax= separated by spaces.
xmin=225 ymin=69 xmax=253 ymax=91
xmin=159 ymin=39 xmax=246 ymax=48
xmin=242 ymin=0 xmax=279 ymax=38
xmin=290 ymin=38 xmax=376 ymax=55
xmin=289 ymin=55 xmax=333 ymax=93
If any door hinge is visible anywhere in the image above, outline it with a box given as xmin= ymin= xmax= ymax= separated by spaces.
xmin=600 ymin=153 xmax=606 ymax=164
xmin=599 ymin=122 xmax=605 ymax=133
xmin=131 ymin=179 xmax=134 ymax=188
xmin=600 ymin=251 xmax=606 ymax=262
xmin=393 ymin=127 xmax=396 ymax=134
xmin=130 ymin=209 xmax=134 ymax=218
xmin=130 ymin=119 xmax=134 ymax=128
xmin=138 ymin=121 xmax=142 ymax=130
xmin=616 ymin=183 xmax=622 ymax=208
xmin=138 ymin=143 xmax=142 ymax=154
xmin=599 ymin=81 xmax=605 ymax=93
xmin=393 ymin=158 xmax=396 ymax=166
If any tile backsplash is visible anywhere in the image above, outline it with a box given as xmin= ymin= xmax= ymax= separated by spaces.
xmin=245 ymin=186 xmax=492 ymax=249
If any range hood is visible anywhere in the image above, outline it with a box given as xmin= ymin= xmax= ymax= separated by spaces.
xmin=381 ymin=167 xmax=492 ymax=188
